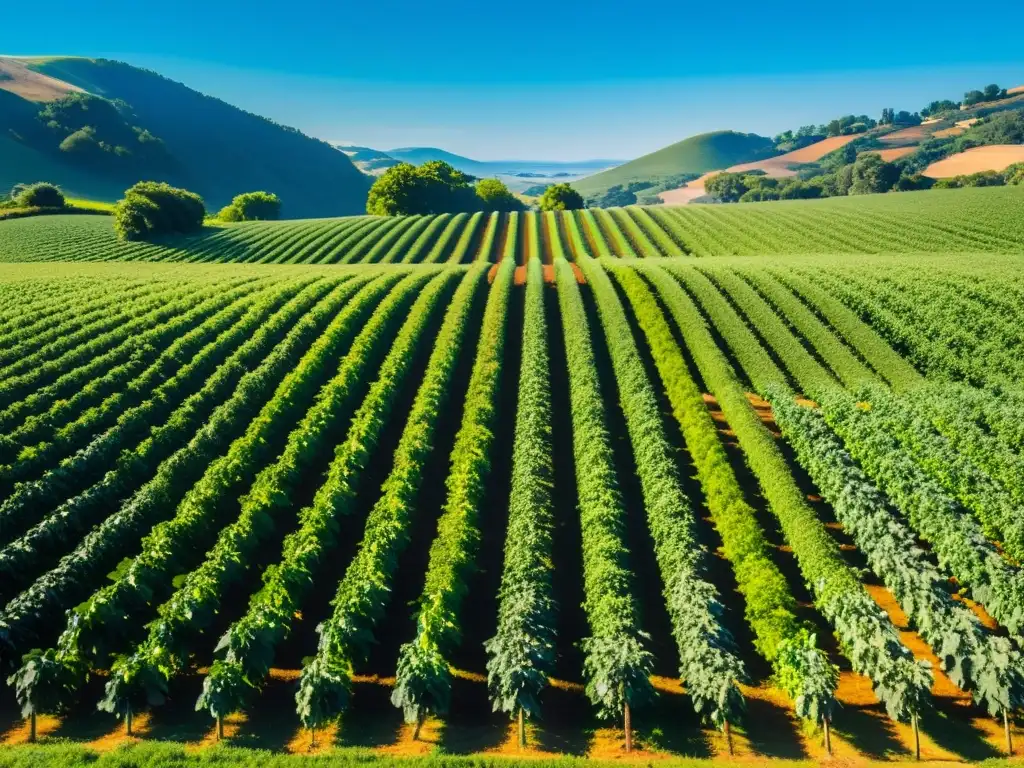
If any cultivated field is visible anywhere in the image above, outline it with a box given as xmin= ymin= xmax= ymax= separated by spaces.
xmin=923 ymin=144 xmax=1024 ymax=178
xmin=0 ymin=195 xmax=1023 ymax=767
xmin=1 ymin=186 xmax=1023 ymax=264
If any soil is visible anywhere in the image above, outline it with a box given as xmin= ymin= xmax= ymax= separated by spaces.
xmin=924 ymin=145 xmax=1024 ymax=178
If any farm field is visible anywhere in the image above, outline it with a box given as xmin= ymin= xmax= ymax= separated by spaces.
xmin=0 ymin=245 xmax=1022 ymax=767
xmin=1 ymin=185 xmax=1023 ymax=264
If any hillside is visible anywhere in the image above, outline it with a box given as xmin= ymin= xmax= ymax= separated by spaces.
xmin=0 ymin=56 xmax=370 ymax=217
xmin=572 ymin=130 xmax=777 ymax=198
xmin=2 ymin=185 xmax=1021 ymax=264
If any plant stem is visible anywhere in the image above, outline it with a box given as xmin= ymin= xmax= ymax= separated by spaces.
xmin=29 ymin=712 xmax=36 ymax=743
xmin=518 ymin=707 xmax=526 ymax=748
xmin=1005 ymin=710 xmax=1013 ymax=757
xmin=624 ymin=701 xmax=632 ymax=753
xmin=912 ymin=713 xmax=920 ymax=761
xmin=824 ymin=715 xmax=832 ymax=756
xmin=725 ymin=719 xmax=733 ymax=756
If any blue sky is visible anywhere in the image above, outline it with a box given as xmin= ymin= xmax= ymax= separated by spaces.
xmin=5 ymin=0 xmax=1024 ymax=160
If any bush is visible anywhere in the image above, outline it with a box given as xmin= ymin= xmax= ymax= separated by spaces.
xmin=217 ymin=191 xmax=282 ymax=221
xmin=1004 ymin=163 xmax=1024 ymax=185
xmin=475 ymin=178 xmax=524 ymax=211
xmin=537 ymin=183 xmax=584 ymax=211
xmin=113 ymin=181 xmax=205 ymax=240
xmin=14 ymin=182 xmax=66 ymax=208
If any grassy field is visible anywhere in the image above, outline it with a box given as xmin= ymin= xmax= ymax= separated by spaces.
xmin=0 ymin=251 xmax=1021 ymax=766
xmin=1 ymin=185 xmax=1022 ymax=264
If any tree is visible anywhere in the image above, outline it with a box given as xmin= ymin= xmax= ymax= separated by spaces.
xmin=113 ymin=181 xmax=205 ymax=240
xmin=217 ymin=191 xmax=282 ymax=221
xmin=849 ymin=154 xmax=900 ymax=195
xmin=538 ymin=183 xmax=584 ymax=211
xmin=705 ymin=173 xmax=751 ymax=203
xmin=366 ymin=161 xmax=477 ymax=216
xmin=1004 ymin=163 xmax=1024 ymax=186
xmin=921 ymin=100 xmax=959 ymax=117
xmin=475 ymin=178 xmax=524 ymax=212
xmin=14 ymin=182 xmax=66 ymax=208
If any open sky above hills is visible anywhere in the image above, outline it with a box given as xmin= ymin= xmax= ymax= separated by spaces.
xmin=4 ymin=0 xmax=1024 ymax=160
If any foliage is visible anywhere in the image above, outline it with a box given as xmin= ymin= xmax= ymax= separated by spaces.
xmin=391 ymin=259 xmax=513 ymax=724
xmin=295 ymin=265 xmax=489 ymax=729
xmin=14 ymin=182 xmax=65 ymax=208
xmin=553 ymin=258 xmax=653 ymax=720
xmin=366 ymin=161 xmax=478 ymax=216
xmin=474 ymin=178 xmax=525 ymax=212
xmin=964 ymin=84 xmax=1008 ymax=107
xmin=113 ymin=181 xmax=205 ymax=240
xmin=538 ymin=183 xmax=584 ymax=211
xmin=484 ymin=258 xmax=556 ymax=720
xmin=217 ymin=191 xmax=282 ymax=221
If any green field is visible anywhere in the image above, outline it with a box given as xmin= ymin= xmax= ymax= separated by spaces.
xmin=2 ymin=186 xmax=1021 ymax=264
xmin=0 ymin=190 xmax=1023 ymax=766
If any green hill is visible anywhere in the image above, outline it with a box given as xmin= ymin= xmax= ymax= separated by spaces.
xmin=572 ymin=130 xmax=777 ymax=197
xmin=0 ymin=57 xmax=371 ymax=217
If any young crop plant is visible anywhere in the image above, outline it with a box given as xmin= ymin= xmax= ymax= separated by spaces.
xmin=295 ymin=263 xmax=490 ymax=733
xmin=99 ymin=269 xmax=439 ymax=727
xmin=644 ymin=264 xmax=934 ymax=731
xmin=554 ymin=257 xmax=652 ymax=751
xmin=579 ymin=257 xmax=747 ymax=741
xmin=611 ymin=263 xmax=838 ymax=733
xmin=766 ymin=386 xmax=1024 ymax=750
xmin=484 ymin=257 xmax=556 ymax=746
xmin=390 ymin=257 xmax=514 ymax=733
xmin=196 ymin=268 xmax=463 ymax=731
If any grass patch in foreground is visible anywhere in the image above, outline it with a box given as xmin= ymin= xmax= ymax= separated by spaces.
xmin=0 ymin=743 xmax=1019 ymax=767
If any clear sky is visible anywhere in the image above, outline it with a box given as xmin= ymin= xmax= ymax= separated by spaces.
xmin=5 ymin=0 xmax=1024 ymax=161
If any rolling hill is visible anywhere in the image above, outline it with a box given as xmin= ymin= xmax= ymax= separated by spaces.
xmin=572 ymin=130 xmax=777 ymax=198
xmin=0 ymin=56 xmax=370 ymax=217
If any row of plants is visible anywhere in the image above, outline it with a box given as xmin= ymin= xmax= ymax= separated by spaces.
xmin=6 ymin=272 xmax=393 ymax=721
xmin=0 ymin=280 xmax=313 ymax=597
xmin=819 ymin=388 xmax=1024 ymax=638
xmin=484 ymin=258 xmax=556 ymax=743
xmin=766 ymin=387 xmax=1024 ymax=728
xmin=390 ymin=257 xmax=514 ymax=728
xmin=552 ymin=256 xmax=652 ymax=748
xmin=581 ymin=257 xmax=747 ymax=732
xmin=195 ymin=268 xmax=464 ymax=727
xmin=99 ymin=269 xmax=439 ymax=724
xmin=0 ymin=280 xmax=274 ymax=490
xmin=0 ymin=278 xmax=347 ymax=664
xmin=615 ymin=263 xmax=839 ymax=726
xmin=651 ymin=264 xmax=934 ymax=726
xmin=294 ymin=263 xmax=491 ymax=731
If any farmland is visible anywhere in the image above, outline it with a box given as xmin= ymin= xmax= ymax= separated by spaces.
xmin=1 ymin=185 xmax=1023 ymax=264
xmin=1 ymin=191 xmax=1024 ymax=766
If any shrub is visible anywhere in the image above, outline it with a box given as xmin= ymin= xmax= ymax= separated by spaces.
xmin=537 ymin=183 xmax=584 ymax=211
xmin=113 ymin=181 xmax=205 ymax=240
xmin=14 ymin=182 xmax=66 ymax=208
xmin=1005 ymin=163 xmax=1024 ymax=185
xmin=475 ymin=178 xmax=524 ymax=212
xmin=217 ymin=191 xmax=282 ymax=221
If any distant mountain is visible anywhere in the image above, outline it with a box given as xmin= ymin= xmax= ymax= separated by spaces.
xmin=0 ymin=56 xmax=370 ymax=216
xmin=572 ymin=130 xmax=777 ymax=198
xmin=338 ymin=145 xmax=621 ymax=191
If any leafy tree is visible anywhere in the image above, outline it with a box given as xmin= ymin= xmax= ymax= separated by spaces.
xmin=113 ymin=181 xmax=205 ymax=240
xmin=849 ymin=153 xmax=901 ymax=195
xmin=217 ymin=191 xmax=282 ymax=221
xmin=475 ymin=178 xmax=524 ymax=211
xmin=921 ymin=100 xmax=959 ymax=117
xmin=14 ymin=182 xmax=66 ymax=208
xmin=1005 ymin=163 xmax=1024 ymax=185
xmin=366 ymin=161 xmax=477 ymax=216
xmin=537 ymin=183 xmax=584 ymax=211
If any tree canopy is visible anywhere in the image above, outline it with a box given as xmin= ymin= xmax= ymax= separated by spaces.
xmin=217 ymin=191 xmax=282 ymax=221
xmin=475 ymin=178 xmax=525 ymax=212
xmin=367 ymin=162 xmax=526 ymax=215
xmin=12 ymin=182 xmax=66 ymax=209
xmin=113 ymin=181 xmax=205 ymax=241
xmin=538 ymin=183 xmax=584 ymax=211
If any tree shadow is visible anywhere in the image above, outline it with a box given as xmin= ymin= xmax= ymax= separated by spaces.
xmin=333 ymin=679 xmax=405 ymax=749
xmin=833 ymin=704 xmax=906 ymax=760
xmin=740 ymin=691 xmax=808 ymax=759
xmin=921 ymin=704 xmax=1001 ymax=762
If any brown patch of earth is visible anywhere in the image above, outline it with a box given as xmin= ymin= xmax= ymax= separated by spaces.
xmin=924 ymin=145 xmax=1024 ymax=178
xmin=0 ymin=57 xmax=84 ymax=102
